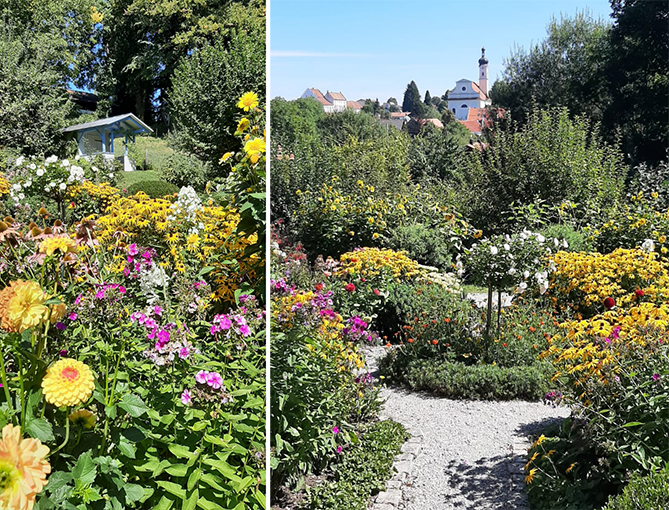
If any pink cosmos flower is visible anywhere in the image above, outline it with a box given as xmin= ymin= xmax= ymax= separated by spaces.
xmin=195 ymin=370 xmax=209 ymax=384
xmin=180 ymin=389 xmax=192 ymax=406
xmin=128 ymin=243 xmax=139 ymax=256
xmin=179 ymin=347 xmax=190 ymax=359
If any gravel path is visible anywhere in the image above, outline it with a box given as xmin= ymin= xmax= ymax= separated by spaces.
xmin=364 ymin=347 xmax=571 ymax=510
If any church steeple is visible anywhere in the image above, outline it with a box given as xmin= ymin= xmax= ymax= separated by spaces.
xmin=478 ymin=47 xmax=489 ymax=96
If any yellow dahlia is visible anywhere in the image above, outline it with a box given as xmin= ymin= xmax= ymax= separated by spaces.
xmin=41 ymin=359 xmax=95 ymax=408
xmin=48 ymin=302 xmax=66 ymax=325
xmin=68 ymin=409 xmax=96 ymax=429
xmin=39 ymin=236 xmax=77 ymax=256
xmin=7 ymin=281 xmax=48 ymax=333
xmin=0 ymin=424 xmax=50 ymax=510
xmin=237 ymin=92 xmax=259 ymax=111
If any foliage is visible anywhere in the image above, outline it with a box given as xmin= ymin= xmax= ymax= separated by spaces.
xmin=269 ymin=97 xmax=324 ymax=148
xmin=401 ymin=80 xmax=421 ymax=116
xmin=457 ymin=107 xmax=626 ymax=235
xmin=603 ymin=466 xmax=669 ymax=510
xmin=215 ymin=94 xmax=266 ymax=301
xmin=589 ymin=192 xmax=669 ymax=257
xmin=491 ymin=11 xmax=611 ymax=126
xmin=630 ymin=159 xmax=669 ymax=211
xmin=67 ymin=181 xmax=121 ymax=221
xmin=161 ymin=151 xmax=212 ymax=191
xmin=126 ymin=180 xmax=179 ymax=199
xmin=383 ymin=357 xmax=551 ymax=401
xmin=170 ymin=31 xmax=266 ymax=166
xmin=406 ymin=125 xmax=469 ymax=183
xmin=305 ymin=420 xmax=407 ymax=510
xmin=541 ymin=223 xmax=593 ymax=253
xmin=387 ymin=223 xmax=453 ymax=270
xmin=316 ymin=110 xmax=386 ymax=146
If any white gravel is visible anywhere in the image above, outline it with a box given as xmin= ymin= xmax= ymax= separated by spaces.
xmin=364 ymin=347 xmax=571 ymax=510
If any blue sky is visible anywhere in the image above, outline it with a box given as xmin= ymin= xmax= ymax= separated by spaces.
xmin=270 ymin=0 xmax=613 ymax=103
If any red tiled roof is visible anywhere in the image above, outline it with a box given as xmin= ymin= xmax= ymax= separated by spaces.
xmin=390 ymin=111 xmax=409 ymax=118
xmin=459 ymin=119 xmax=482 ymax=134
xmin=308 ymin=88 xmax=331 ymax=106
xmin=471 ymin=82 xmax=488 ymax=100
xmin=327 ymin=91 xmax=346 ymax=101
xmin=346 ymin=101 xmax=362 ymax=110
xmin=419 ymin=118 xmax=444 ymax=129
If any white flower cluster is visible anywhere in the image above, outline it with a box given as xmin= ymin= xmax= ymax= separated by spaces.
xmin=167 ymin=186 xmax=205 ymax=234
xmin=8 ymin=155 xmax=85 ymax=205
xmin=139 ymin=265 xmax=170 ymax=304
xmin=641 ymin=238 xmax=655 ymax=253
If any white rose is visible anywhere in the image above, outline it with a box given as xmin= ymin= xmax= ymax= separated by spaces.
xmin=45 ymin=155 xmax=58 ymax=164
xmin=490 ymin=246 xmax=498 ymax=255
xmin=36 ymin=168 xmax=44 ymax=177
xmin=523 ymin=270 xmax=530 ymax=279
xmin=536 ymin=234 xmax=546 ymax=243
xmin=15 ymin=156 xmax=25 ymax=166
xmin=508 ymin=267 xmax=516 ymax=275
xmin=504 ymin=243 xmax=510 ymax=251
xmin=61 ymin=159 xmax=70 ymax=167
xmin=59 ymin=183 xmax=66 ymax=190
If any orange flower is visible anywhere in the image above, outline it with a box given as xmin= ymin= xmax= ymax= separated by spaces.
xmin=502 ymin=343 xmax=508 ymax=347
xmin=432 ymin=340 xmax=438 ymax=345
xmin=444 ymin=318 xmax=451 ymax=323
xmin=408 ymin=338 xmax=414 ymax=343
xmin=529 ymin=327 xmax=536 ymax=333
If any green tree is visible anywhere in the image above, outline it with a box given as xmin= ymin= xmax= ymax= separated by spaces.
xmin=270 ymin=97 xmax=323 ymax=148
xmin=424 ymin=90 xmax=431 ymax=105
xmin=169 ymin=31 xmax=266 ymax=166
xmin=402 ymin=80 xmax=420 ymax=114
xmin=604 ymin=0 xmax=668 ymax=165
xmin=490 ymin=10 xmax=612 ymax=126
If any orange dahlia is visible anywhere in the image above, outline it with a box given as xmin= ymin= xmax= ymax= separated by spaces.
xmin=0 ymin=281 xmax=22 ymax=333
xmin=0 ymin=424 xmax=50 ymax=510
xmin=41 ymin=359 xmax=95 ymax=408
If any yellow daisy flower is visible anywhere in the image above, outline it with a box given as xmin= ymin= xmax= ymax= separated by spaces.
xmin=237 ymin=92 xmax=259 ymax=111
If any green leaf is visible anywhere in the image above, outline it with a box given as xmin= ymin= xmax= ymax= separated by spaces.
xmin=187 ymin=468 xmax=201 ymax=492
xmin=165 ymin=464 xmax=189 ymax=477
xmin=25 ymin=418 xmax=54 ymax=443
xmin=72 ymin=451 xmax=97 ymax=485
xmin=118 ymin=438 xmax=137 ymax=459
xmin=623 ymin=422 xmax=644 ymax=427
xmin=203 ymin=458 xmax=242 ymax=483
xmin=124 ymin=484 xmax=145 ymax=503
xmin=156 ymin=481 xmax=186 ymax=500
xmin=154 ymin=496 xmax=176 ymax=510
xmin=182 ymin=489 xmax=198 ymax=510
xmin=168 ymin=444 xmax=193 ymax=459
xmin=118 ymin=394 xmax=148 ymax=417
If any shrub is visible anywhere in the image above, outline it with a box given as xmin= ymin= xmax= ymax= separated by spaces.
xmin=126 ymin=180 xmax=179 ymax=199
xmin=603 ymin=467 xmax=669 ymax=510
xmin=305 ymin=420 xmax=407 ymax=510
xmin=381 ymin=358 xmax=551 ymax=401
xmin=388 ymin=223 xmax=453 ymax=269
xmin=541 ymin=223 xmax=593 ymax=253
xmin=162 ymin=151 xmax=212 ymax=191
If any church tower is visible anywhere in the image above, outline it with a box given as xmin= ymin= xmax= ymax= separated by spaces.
xmin=478 ymin=47 xmax=489 ymax=96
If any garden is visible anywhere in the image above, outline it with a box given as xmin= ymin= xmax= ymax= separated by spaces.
xmin=269 ymin=8 xmax=668 ymax=501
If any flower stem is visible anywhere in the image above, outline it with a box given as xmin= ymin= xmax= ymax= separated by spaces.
xmin=51 ymin=410 xmax=70 ymax=456
xmin=0 ymin=349 xmax=14 ymax=424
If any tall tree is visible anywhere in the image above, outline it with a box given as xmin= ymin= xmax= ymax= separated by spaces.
xmin=605 ymin=0 xmax=668 ymax=165
xmin=402 ymin=80 xmax=420 ymax=114
xmin=490 ymin=11 xmax=611 ymax=125
xmin=424 ymin=90 xmax=431 ymax=105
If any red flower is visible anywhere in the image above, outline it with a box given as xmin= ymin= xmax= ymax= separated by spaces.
xmin=603 ymin=297 xmax=615 ymax=310
xmin=432 ymin=340 xmax=438 ymax=345
xmin=635 ymin=289 xmax=645 ymax=297
xmin=345 ymin=283 xmax=355 ymax=293
xmin=407 ymin=338 xmax=414 ymax=343
xmin=315 ymin=283 xmax=324 ymax=291
xmin=373 ymin=288 xmax=380 ymax=296
xmin=502 ymin=343 xmax=507 ymax=347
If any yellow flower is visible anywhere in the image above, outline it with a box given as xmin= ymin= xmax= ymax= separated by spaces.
xmin=250 ymin=153 xmax=261 ymax=164
xmin=41 ymin=359 xmax=95 ymax=408
xmin=219 ymin=152 xmax=233 ymax=164
xmin=473 ymin=230 xmax=482 ymax=239
xmin=237 ymin=92 xmax=259 ymax=111
xmin=525 ymin=468 xmax=537 ymax=484
xmin=7 ymin=281 xmax=48 ymax=333
xmin=0 ymin=281 xmax=23 ymax=333
xmin=237 ymin=118 xmax=250 ymax=132
xmin=38 ymin=237 xmax=75 ymax=257
xmin=0 ymin=424 xmax=50 ymax=510
xmin=566 ymin=462 xmax=577 ymax=473
xmin=659 ymin=235 xmax=666 ymax=244
xmin=69 ymin=409 xmax=96 ymax=429
xmin=244 ymin=137 xmax=266 ymax=156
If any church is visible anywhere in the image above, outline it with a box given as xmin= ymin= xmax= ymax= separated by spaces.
xmin=447 ymin=48 xmax=492 ymax=133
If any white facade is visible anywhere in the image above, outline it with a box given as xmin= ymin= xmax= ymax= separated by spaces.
xmin=447 ymin=80 xmax=490 ymax=120
xmin=446 ymin=48 xmax=492 ymax=121
xmin=324 ymin=92 xmax=347 ymax=112
xmin=300 ymin=88 xmax=351 ymax=113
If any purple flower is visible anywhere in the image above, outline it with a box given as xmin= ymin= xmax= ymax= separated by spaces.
xmin=55 ymin=322 xmax=66 ymax=331
xmin=332 ymin=426 xmax=339 ymax=435
xmin=195 ymin=370 xmax=209 ymax=384
xmin=59 ymin=349 xmax=67 ymax=357
xmin=180 ymin=389 xmax=192 ymax=406
xmin=652 ymin=373 xmax=661 ymax=381
xmin=336 ymin=446 xmax=343 ymax=454
xmin=128 ymin=243 xmax=139 ymax=256
xmin=68 ymin=312 xmax=77 ymax=321
xmin=239 ymin=324 xmax=251 ymax=337
xmin=179 ymin=347 xmax=190 ymax=359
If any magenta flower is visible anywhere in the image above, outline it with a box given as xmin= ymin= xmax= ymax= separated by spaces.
xmin=179 ymin=347 xmax=190 ymax=359
xmin=239 ymin=324 xmax=251 ymax=337
xmin=68 ymin=312 xmax=77 ymax=321
xmin=55 ymin=322 xmax=66 ymax=331
xmin=128 ymin=243 xmax=139 ymax=256
xmin=95 ymin=290 xmax=105 ymax=299
xmin=195 ymin=370 xmax=209 ymax=384
xmin=59 ymin=349 xmax=67 ymax=357
xmin=652 ymin=373 xmax=661 ymax=381
xmin=336 ymin=446 xmax=343 ymax=454
xmin=180 ymin=389 xmax=192 ymax=406
xmin=154 ymin=306 xmax=163 ymax=316
xmin=206 ymin=372 xmax=223 ymax=390
xmin=332 ymin=426 xmax=339 ymax=435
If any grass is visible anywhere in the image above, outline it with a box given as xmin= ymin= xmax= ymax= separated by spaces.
xmin=461 ymin=283 xmax=488 ymax=294
xmin=114 ymin=135 xmax=174 ymax=172
xmin=115 ymin=170 xmax=165 ymax=189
